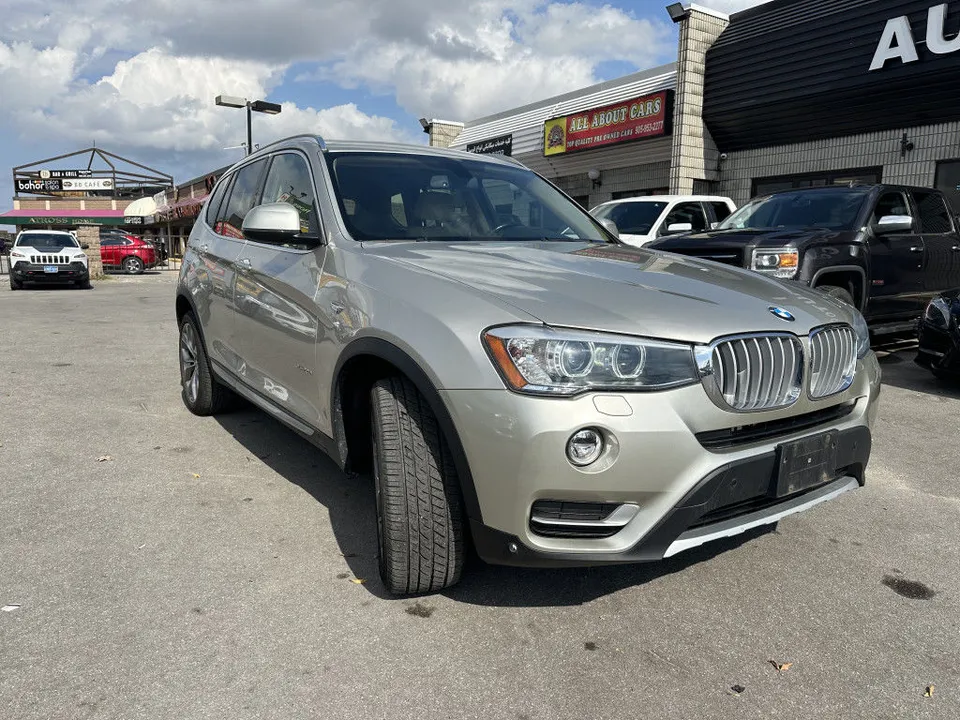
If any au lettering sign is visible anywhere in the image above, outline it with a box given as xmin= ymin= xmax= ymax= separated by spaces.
xmin=870 ymin=3 xmax=960 ymax=70
xmin=543 ymin=91 xmax=671 ymax=156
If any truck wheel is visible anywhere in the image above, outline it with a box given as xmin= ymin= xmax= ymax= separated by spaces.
xmin=370 ymin=376 xmax=465 ymax=595
xmin=819 ymin=285 xmax=855 ymax=307
xmin=178 ymin=313 xmax=230 ymax=416
xmin=9 ymin=275 xmax=21 ymax=290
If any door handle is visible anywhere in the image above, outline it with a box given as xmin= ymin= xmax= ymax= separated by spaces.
xmin=199 ymin=244 xmax=209 ymax=253
xmin=909 ymin=246 xmax=923 ymax=253
xmin=239 ymin=257 xmax=252 ymax=269
xmin=952 ymin=246 xmax=960 ymax=252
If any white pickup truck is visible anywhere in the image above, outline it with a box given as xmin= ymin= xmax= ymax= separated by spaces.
xmin=590 ymin=195 xmax=737 ymax=248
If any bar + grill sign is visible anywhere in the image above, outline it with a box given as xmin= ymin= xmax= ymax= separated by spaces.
xmin=543 ymin=90 xmax=671 ymax=156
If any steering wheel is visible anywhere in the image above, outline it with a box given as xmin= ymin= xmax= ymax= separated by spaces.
xmin=493 ymin=221 xmax=524 ymax=235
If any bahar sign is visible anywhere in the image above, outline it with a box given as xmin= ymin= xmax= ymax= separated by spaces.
xmin=543 ymin=90 xmax=671 ymax=156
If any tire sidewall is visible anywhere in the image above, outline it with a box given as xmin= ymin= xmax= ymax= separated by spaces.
xmin=125 ymin=256 xmax=144 ymax=274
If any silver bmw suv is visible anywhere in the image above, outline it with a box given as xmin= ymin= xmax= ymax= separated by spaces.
xmin=176 ymin=135 xmax=880 ymax=595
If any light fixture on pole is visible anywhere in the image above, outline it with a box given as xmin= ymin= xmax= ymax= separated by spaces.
xmin=588 ymin=168 xmax=602 ymax=189
xmin=215 ymin=95 xmax=282 ymax=156
xmin=666 ymin=3 xmax=689 ymax=23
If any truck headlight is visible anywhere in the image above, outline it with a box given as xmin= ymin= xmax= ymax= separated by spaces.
xmin=483 ymin=325 xmax=698 ymax=396
xmin=752 ymin=248 xmax=799 ymax=279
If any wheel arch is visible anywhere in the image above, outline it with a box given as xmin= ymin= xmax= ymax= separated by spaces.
xmin=812 ymin=265 xmax=867 ymax=311
xmin=333 ymin=336 xmax=483 ymax=523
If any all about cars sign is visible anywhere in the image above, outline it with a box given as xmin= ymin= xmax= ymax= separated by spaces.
xmin=543 ymin=90 xmax=672 ymax=156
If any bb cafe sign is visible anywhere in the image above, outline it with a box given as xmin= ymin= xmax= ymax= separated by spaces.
xmin=543 ymin=90 xmax=671 ymax=156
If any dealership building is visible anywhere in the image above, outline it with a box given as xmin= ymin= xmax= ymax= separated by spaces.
xmin=427 ymin=0 xmax=960 ymax=215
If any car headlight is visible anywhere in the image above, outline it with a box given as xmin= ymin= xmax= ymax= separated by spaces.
xmin=752 ymin=248 xmax=799 ymax=279
xmin=851 ymin=309 xmax=870 ymax=358
xmin=483 ymin=325 xmax=699 ymax=396
xmin=11 ymin=251 xmax=26 ymax=259
xmin=924 ymin=296 xmax=951 ymax=330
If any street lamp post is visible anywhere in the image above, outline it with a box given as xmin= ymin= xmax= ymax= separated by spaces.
xmin=214 ymin=95 xmax=282 ymax=156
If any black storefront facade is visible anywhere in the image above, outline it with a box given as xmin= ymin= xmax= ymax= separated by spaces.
xmin=444 ymin=0 xmax=960 ymax=213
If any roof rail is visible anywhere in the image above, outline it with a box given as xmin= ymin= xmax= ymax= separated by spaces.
xmin=315 ymin=135 xmax=328 ymax=151
xmin=252 ymin=133 xmax=328 ymax=154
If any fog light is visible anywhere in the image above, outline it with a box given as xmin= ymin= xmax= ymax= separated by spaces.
xmin=567 ymin=428 xmax=604 ymax=467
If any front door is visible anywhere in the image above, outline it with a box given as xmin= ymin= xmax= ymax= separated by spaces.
xmin=912 ymin=188 xmax=960 ymax=299
xmin=865 ymin=190 xmax=925 ymax=320
xmin=233 ymin=151 xmax=326 ymax=428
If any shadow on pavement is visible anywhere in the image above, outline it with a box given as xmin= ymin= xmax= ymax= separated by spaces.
xmin=873 ymin=339 xmax=960 ymax=399
xmin=215 ymin=405 xmax=775 ymax=607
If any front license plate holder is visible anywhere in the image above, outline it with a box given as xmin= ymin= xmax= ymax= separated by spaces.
xmin=43 ymin=265 xmax=59 ymax=274
xmin=775 ymin=431 xmax=839 ymax=497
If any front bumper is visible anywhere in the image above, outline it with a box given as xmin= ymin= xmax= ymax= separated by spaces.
xmin=12 ymin=262 xmax=88 ymax=284
xmin=444 ymin=351 xmax=881 ymax=567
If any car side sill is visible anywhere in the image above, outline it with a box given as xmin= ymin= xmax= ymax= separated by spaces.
xmin=663 ymin=476 xmax=859 ymax=558
xmin=211 ymin=360 xmax=315 ymax=436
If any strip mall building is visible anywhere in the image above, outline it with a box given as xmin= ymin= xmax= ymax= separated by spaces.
xmin=427 ymin=0 xmax=960 ymax=214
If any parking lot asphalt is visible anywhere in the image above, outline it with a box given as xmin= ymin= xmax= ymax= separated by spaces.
xmin=1 ymin=274 xmax=958 ymax=720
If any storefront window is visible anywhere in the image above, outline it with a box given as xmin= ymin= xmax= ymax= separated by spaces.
xmin=752 ymin=168 xmax=881 ymax=198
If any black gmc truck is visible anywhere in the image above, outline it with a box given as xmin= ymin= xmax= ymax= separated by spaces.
xmin=647 ymin=184 xmax=960 ymax=337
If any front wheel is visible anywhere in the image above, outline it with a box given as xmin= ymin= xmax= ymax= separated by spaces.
xmin=123 ymin=256 xmax=144 ymax=275
xmin=9 ymin=275 xmax=21 ymax=290
xmin=818 ymin=284 xmax=855 ymax=307
xmin=370 ymin=376 xmax=465 ymax=595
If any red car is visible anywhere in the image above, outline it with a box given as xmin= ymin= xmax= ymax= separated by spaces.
xmin=99 ymin=231 xmax=157 ymax=274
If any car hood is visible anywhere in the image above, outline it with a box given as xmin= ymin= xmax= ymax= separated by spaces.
xmin=648 ymin=227 xmax=860 ymax=251
xmin=368 ymin=241 xmax=850 ymax=344
xmin=14 ymin=245 xmax=86 ymax=256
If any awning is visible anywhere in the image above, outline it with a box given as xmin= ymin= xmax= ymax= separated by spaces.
xmin=0 ymin=209 xmax=126 ymax=226
xmin=122 ymin=197 xmax=159 ymax=226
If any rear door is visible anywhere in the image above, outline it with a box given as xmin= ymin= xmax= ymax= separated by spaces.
xmin=202 ymin=158 xmax=268 ymax=373
xmin=865 ymin=189 xmax=925 ymax=319
xmin=233 ymin=151 xmax=326 ymax=427
xmin=911 ymin=188 xmax=960 ymax=297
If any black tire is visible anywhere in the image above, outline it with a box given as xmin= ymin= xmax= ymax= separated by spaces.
xmin=370 ymin=376 xmax=465 ymax=595
xmin=819 ymin=284 xmax=855 ymax=306
xmin=178 ymin=313 xmax=230 ymax=416
xmin=123 ymin=256 xmax=144 ymax=275
xmin=9 ymin=276 xmax=21 ymax=290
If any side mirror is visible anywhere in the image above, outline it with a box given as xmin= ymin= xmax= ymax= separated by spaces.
xmin=598 ymin=218 xmax=619 ymax=238
xmin=242 ymin=203 xmax=302 ymax=244
xmin=80 ymin=243 xmax=90 ymax=250
xmin=665 ymin=222 xmax=694 ymax=234
xmin=874 ymin=215 xmax=913 ymax=235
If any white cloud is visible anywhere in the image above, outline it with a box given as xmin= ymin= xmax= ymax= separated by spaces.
xmin=696 ymin=0 xmax=772 ymax=13
xmin=0 ymin=41 xmax=75 ymax=107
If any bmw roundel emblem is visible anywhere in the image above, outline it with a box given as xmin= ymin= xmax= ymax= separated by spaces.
xmin=769 ymin=306 xmax=795 ymax=322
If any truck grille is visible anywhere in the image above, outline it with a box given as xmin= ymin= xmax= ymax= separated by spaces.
xmin=666 ymin=248 xmax=744 ymax=267
xmin=706 ymin=334 xmax=803 ymax=411
xmin=809 ymin=325 xmax=857 ymax=398
xmin=30 ymin=255 xmax=71 ymax=264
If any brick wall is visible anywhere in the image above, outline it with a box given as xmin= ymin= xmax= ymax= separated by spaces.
xmin=77 ymin=226 xmax=103 ymax=280
xmin=428 ymin=121 xmax=465 ymax=148
xmin=553 ymin=161 xmax=671 ymax=208
xmin=670 ymin=8 xmax=728 ymax=195
xmin=718 ymin=121 xmax=960 ymax=205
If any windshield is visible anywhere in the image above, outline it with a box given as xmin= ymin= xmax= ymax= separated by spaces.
xmin=717 ymin=189 xmax=869 ymax=231
xmin=325 ymin=152 xmax=611 ymax=243
xmin=591 ymin=201 xmax=667 ymax=235
xmin=15 ymin=233 xmax=79 ymax=249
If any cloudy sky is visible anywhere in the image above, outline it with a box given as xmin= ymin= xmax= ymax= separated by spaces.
xmin=0 ymin=0 xmax=768 ymax=225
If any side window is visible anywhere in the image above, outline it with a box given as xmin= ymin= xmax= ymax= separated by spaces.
xmin=912 ymin=190 xmax=953 ymax=234
xmin=261 ymin=153 xmax=319 ymax=236
xmin=710 ymin=202 xmax=733 ymax=223
xmin=873 ymin=191 xmax=911 ymax=224
xmin=99 ymin=237 xmax=116 ymax=247
xmin=205 ymin=176 xmax=231 ymax=227
xmin=663 ymin=202 xmax=708 ymax=232
xmin=216 ymin=159 xmax=267 ymax=239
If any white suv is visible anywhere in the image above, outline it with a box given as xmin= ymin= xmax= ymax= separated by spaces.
xmin=590 ymin=195 xmax=736 ymax=247
xmin=8 ymin=230 xmax=90 ymax=290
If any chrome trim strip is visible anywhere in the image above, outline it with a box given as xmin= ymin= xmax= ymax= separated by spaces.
xmin=663 ymin=477 xmax=859 ymax=558
xmin=530 ymin=503 xmax=640 ymax=528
